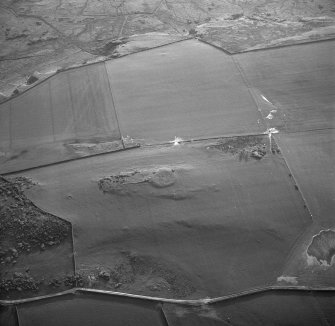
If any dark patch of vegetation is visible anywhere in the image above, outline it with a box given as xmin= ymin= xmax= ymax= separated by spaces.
xmin=189 ymin=28 xmax=197 ymax=35
xmin=208 ymin=135 xmax=268 ymax=161
xmin=26 ymin=75 xmax=38 ymax=85
xmin=0 ymin=176 xmax=71 ymax=265
xmin=64 ymin=274 xmax=85 ymax=287
xmin=0 ymin=272 xmax=40 ymax=294
xmin=230 ymin=13 xmax=243 ymax=20
xmin=98 ymin=39 xmax=126 ymax=55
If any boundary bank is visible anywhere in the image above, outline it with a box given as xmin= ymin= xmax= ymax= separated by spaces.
xmin=2 ymin=286 xmax=335 ymax=307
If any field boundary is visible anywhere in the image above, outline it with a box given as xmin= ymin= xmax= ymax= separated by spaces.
xmin=0 ymin=37 xmax=193 ymax=107
xmin=0 ymin=144 xmax=140 ymax=176
xmin=198 ymin=36 xmax=335 ymax=56
xmin=3 ymin=127 xmax=333 ymax=175
xmin=1 ymin=36 xmax=334 ymax=107
xmin=2 ymin=286 xmax=335 ymax=307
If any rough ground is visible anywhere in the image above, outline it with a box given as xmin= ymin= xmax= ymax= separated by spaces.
xmin=207 ymin=135 xmax=280 ymax=161
xmin=78 ymin=250 xmax=196 ymax=299
xmin=307 ymin=230 xmax=335 ymax=265
xmin=98 ymin=167 xmax=177 ymax=194
xmin=0 ymin=177 xmax=69 ymax=259
xmin=0 ymin=176 xmax=73 ymax=299
xmin=1 ymin=0 xmax=335 ymax=102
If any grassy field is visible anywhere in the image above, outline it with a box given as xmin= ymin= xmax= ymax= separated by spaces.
xmin=13 ymin=137 xmax=311 ymax=298
xmin=235 ymin=40 xmax=335 ymax=132
xmin=105 ymin=40 xmax=264 ymax=144
xmin=17 ymin=293 xmax=165 ymax=326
